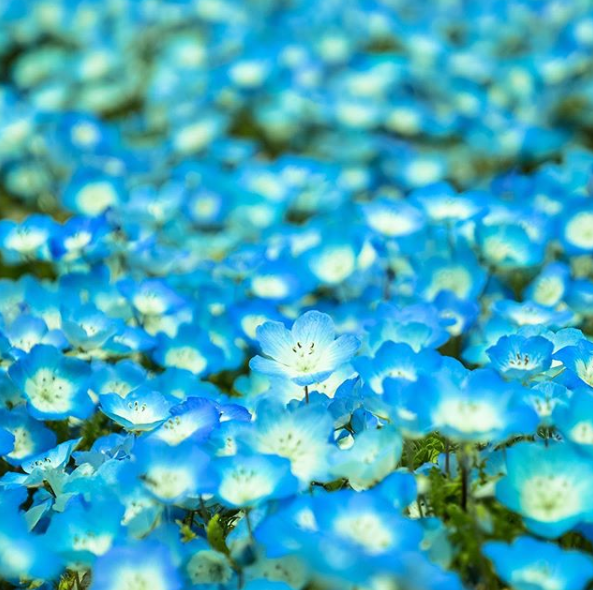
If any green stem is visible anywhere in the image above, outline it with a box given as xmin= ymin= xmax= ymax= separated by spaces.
xmin=304 ymin=385 xmax=309 ymax=404
xmin=244 ymin=509 xmax=255 ymax=543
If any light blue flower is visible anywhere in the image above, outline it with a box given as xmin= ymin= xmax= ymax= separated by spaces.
xmin=487 ymin=334 xmax=553 ymax=380
xmin=90 ymin=542 xmax=182 ymax=590
xmin=484 ymin=536 xmax=593 ymax=590
xmin=250 ymin=311 xmax=360 ymax=387
xmin=215 ymin=453 xmax=298 ymax=508
xmin=9 ymin=344 xmax=93 ymax=420
xmin=496 ymin=442 xmax=593 ymax=538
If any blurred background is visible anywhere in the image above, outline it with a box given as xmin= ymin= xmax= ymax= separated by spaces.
xmin=1 ymin=0 xmax=593 ymax=224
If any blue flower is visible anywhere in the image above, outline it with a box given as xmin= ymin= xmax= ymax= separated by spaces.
xmin=100 ymin=388 xmax=171 ymax=432
xmin=303 ymin=489 xmax=423 ymax=583
xmin=215 ymin=453 xmax=298 ymax=508
xmin=135 ymin=439 xmax=217 ymax=504
xmin=484 ymin=536 xmax=593 ymax=590
xmin=496 ymin=442 xmax=593 ymax=538
xmin=45 ymin=494 xmax=124 ymax=568
xmin=250 ymin=310 xmax=360 ymax=387
xmin=0 ymin=215 xmax=56 ymax=263
xmin=9 ymin=344 xmax=93 ymax=420
xmin=354 ymin=341 xmax=442 ymax=394
xmin=3 ymin=313 xmax=66 ymax=358
xmin=90 ymin=542 xmax=182 ymax=590
xmin=61 ymin=304 xmax=121 ymax=351
xmin=560 ymin=201 xmax=593 ymax=255
xmin=0 ymin=406 xmax=57 ymax=465
xmin=554 ymin=339 xmax=593 ymax=389
xmin=153 ymin=324 xmax=225 ymax=376
xmin=246 ymin=400 xmax=334 ymax=485
xmin=554 ymin=389 xmax=593 ymax=456
xmin=412 ymin=369 xmax=538 ymax=442
xmin=149 ymin=397 xmax=220 ymax=446
xmin=62 ymin=169 xmax=124 ymax=217
xmin=0 ymin=507 xmax=63 ymax=583
xmin=330 ymin=426 xmax=403 ymax=490
xmin=487 ymin=334 xmax=553 ymax=380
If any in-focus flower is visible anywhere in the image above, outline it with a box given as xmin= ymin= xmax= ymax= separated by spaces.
xmin=249 ymin=311 xmax=360 ymax=386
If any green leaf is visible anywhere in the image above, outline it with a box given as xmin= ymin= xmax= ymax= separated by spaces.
xmin=207 ymin=513 xmax=230 ymax=555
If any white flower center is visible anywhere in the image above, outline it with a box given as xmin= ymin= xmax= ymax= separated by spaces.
xmin=187 ymin=551 xmax=233 ymax=584
xmin=333 ymin=512 xmax=393 ymax=554
xmin=522 ymin=475 xmax=581 ymax=522
xmin=569 ymin=421 xmax=593 ymax=445
xmin=164 ymin=347 xmax=207 ymax=374
xmin=25 ymin=369 xmax=74 ymax=413
xmin=218 ymin=467 xmax=274 ymax=505
xmin=435 ymin=398 xmax=502 ymax=435
xmin=565 ymin=212 xmax=593 ymax=249
xmin=143 ymin=465 xmax=194 ymax=500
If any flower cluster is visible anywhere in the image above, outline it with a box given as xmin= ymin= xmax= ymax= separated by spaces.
xmin=2 ymin=1 xmax=593 ymax=590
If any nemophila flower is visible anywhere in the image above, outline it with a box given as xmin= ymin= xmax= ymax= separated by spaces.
xmin=8 ymin=344 xmax=93 ymax=420
xmin=149 ymin=397 xmax=220 ymax=446
xmin=483 ymin=536 xmax=593 ymax=590
xmin=0 ymin=407 xmax=56 ymax=465
xmin=371 ymin=472 xmax=417 ymax=516
xmin=215 ymin=453 xmax=298 ymax=508
xmin=554 ymin=339 xmax=593 ymax=388
xmin=90 ymin=360 xmax=147 ymax=398
xmin=367 ymin=303 xmax=452 ymax=352
xmin=45 ymin=494 xmax=123 ymax=568
xmin=247 ymin=255 xmax=315 ymax=302
xmin=3 ymin=313 xmax=66 ymax=358
xmin=553 ymin=389 xmax=593 ymax=455
xmin=230 ymin=301 xmax=287 ymax=346
xmin=246 ymin=400 xmax=334 ymax=484
xmin=477 ymin=221 xmax=545 ymax=269
xmin=153 ymin=324 xmax=225 ymax=376
xmin=412 ymin=369 xmax=538 ymax=443
xmin=0 ymin=427 xmax=14 ymax=456
xmin=73 ymin=432 xmax=133 ymax=469
xmin=100 ymin=388 xmax=171 ymax=432
xmin=492 ymin=299 xmax=574 ymax=329
xmin=49 ymin=215 xmax=112 ymax=263
xmin=183 ymin=538 xmax=236 ymax=587
xmin=525 ymin=381 xmax=571 ymax=426
xmin=249 ymin=310 xmax=360 ymax=387
xmin=362 ymin=198 xmax=425 ymax=238
xmin=416 ymin=251 xmax=487 ymax=302
xmin=62 ymin=169 xmax=125 ymax=216
xmin=434 ymin=291 xmax=480 ymax=338
xmin=303 ymin=235 xmax=360 ymax=286
xmin=118 ymin=278 xmax=185 ymax=319
xmin=0 ymin=214 xmax=56 ymax=263
xmin=496 ymin=442 xmax=593 ymax=538
xmin=303 ymin=489 xmax=423 ymax=583
xmin=91 ymin=542 xmax=182 ymax=590
xmin=21 ymin=438 xmax=81 ymax=478
xmin=135 ymin=439 xmax=216 ymax=504
xmin=524 ymin=262 xmax=571 ymax=307
xmin=61 ymin=304 xmax=120 ymax=351
xmin=487 ymin=334 xmax=554 ymax=380
xmin=103 ymin=325 xmax=156 ymax=356
xmin=560 ymin=201 xmax=593 ymax=255
xmin=354 ymin=341 xmax=442 ymax=394
xmin=411 ymin=182 xmax=484 ymax=224
xmin=0 ymin=508 xmax=63 ymax=583
xmin=330 ymin=426 xmax=403 ymax=490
